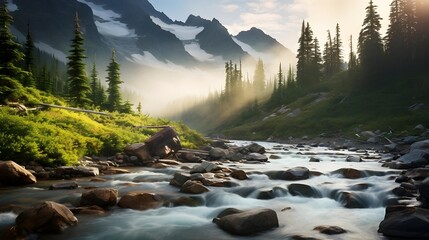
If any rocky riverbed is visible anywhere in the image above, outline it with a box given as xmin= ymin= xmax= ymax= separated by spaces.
xmin=1 ymin=137 xmax=429 ymax=239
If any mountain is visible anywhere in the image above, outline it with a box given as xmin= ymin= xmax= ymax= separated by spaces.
xmin=234 ymin=27 xmax=296 ymax=67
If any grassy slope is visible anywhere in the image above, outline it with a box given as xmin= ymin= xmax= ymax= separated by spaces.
xmin=0 ymin=87 xmax=206 ymax=166
xmin=221 ymin=73 xmax=429 ymax=140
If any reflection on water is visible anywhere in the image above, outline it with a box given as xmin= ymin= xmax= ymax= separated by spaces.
xmin=0 ymin=141 xmax=395 ymax=239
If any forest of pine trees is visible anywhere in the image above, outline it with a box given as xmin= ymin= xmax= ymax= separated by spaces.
xmin=0 ymin=0 xmax=132 ymax=113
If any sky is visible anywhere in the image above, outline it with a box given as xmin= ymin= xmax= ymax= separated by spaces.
xmin=148 ymin=0 xmax=391 ymax=56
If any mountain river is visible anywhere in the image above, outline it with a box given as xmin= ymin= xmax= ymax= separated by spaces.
xmin=0 ymin=141 xmax=400 ymax=240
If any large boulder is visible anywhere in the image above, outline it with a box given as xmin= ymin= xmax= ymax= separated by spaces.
xmin=144 ymin=127 xmax=181 ymax=158
xmin=118 ymin=192 xmax=163 ymax=210
xmin=190 ymin=161 xmax=220 ymax=174
xmin=336 ymin=191 xmax=367 ymax=208
xmin=213 ymin=208 xmax=279 ymax=235
xmin=0 ymin=161 xmax=37 ymax=185
xmin=411 ymin=140 xmax=429 ymax=154
xmin=15 ymin=201 xmax=77 ymax=234
xmin=391 ymin=150 xmax=429 ymax=169
xmin=49 ymin=181 xmax=78 ymax=190
xmin=124 ymin=143 xmax=152 ymax=161
xmin=378 ymin=206 xmax=429 ymax=238
xmin=246 ymin=143 xmax=266 ymax=154
xmin=346 ymin=156 xmax=362 ymax=162
xmin=404 ymin=168 xmax=429 ymax=180
xmin=54 ymin=166 xmax=99 ymax=178
xmin=80 ymin=188 xmax=118 ymax=208
xmin=180 ymin=180 xmax=209 ymax=194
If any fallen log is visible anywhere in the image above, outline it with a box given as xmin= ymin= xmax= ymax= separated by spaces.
xmin=38 ymin=103 xmax=110 ymax=116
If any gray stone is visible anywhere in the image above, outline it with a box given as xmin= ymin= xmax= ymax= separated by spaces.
xmin=169 ymin=172 xmax=191 ymax=187
xmin=246 ymin=143 xmax=266 ymax=154
xmin=209 ymin=148 xmax=227 ymax=160
xmin=288 ymin=183 xmax=320 ymax=198
xmin=346 ymin=156 xmax=362 ymax=162
xmin=246 ymin=153 xmax=268 ymax=162
xmin=80 ymin=188 xmax=118 ymax=208
xmin=378 ymin=206 xmax=429 ymax=239
xmin=49 ymin=181 xmax=78 ymax=190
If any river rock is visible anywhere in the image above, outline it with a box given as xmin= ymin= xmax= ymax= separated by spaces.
xmin=49 ymin=181 xmax=78 ymax=190
xmin=314 ymin=225 xmax=346 ymax=235
xmin=282 ymin=167 xmax=310 ymax=181
xmin=378 ymin=206 xmax=429 ymax=238
xmin=230 ymin=170 xmax=248 ymax=180
xmin=80 ymin=188 xmax=118 ymax=208
xmin=411 ymin=140 xmax=429 ymax=154
xmin=180 ymin=180 xmax=209 ymax=194
xmin=337 ymin=191 xmax=367 ymax=208
xmin=118 ymin=192 xmax=163 ymax=210
xmin=246 ymin=143 xmax=266 ymax=154
xmin=391 ymin=150 xmax=429 ymax=169
xmin=211 ymin=140 xmax=229 ymax=149
xmin=54 ymin=166 xmax=99 ymax=178
xmin=404 ymin=168 xmax=429 ymax=180
xmin=124 ymin=143 xmax=152 ymax=161
xmin=213 ymin=208 xmax=279 ymax=235
xmin=333 ymin=168 xmax=364 ymax=179
xmin=15 ymin=201 xmax=77 ymax=234
xmin=309 ymin=157 xmax=321 ymax=162
xmin=209 ymin=148 xmax=227 ymax=160
xmin=419 ymin=177 xmax=429 ymax=203
xmin=70 ymin=205 xmax=106 ymax=215
xmin=257 ymin=188 xmax=275 ymax=199
xmin=169 ymin=172 xmax=191 ymax=187
xmin=346 ymin=156 xmax=362 ymax=162
xmin=246 ymin=153 xmax=268 ymax=162
xmin=226 ymin=152 xmax=244 ymax=161
xmin=0 ymin=161 xmax=37 ymax=186
xmin=288 ymin=184 xmax=320 ymax=198
xmin=144 ymin=127 xmax=181 ymax=158
xmin=270 ymin=155 xmax=281 ymax=160
xmin=168 ymin=196 xmax=204 ymax=207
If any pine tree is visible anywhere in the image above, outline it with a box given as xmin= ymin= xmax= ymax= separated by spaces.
xmin=297 ymin=21 xmax=316 ymax=86
xmin=333 ymin=24 xmax=343 ymax=73
xmin=90 ymin=62 xmax=100 ymax=106
xmin=22 ymin=23 xmax=35 ymax=87
xmin=311 ymin=37 xmax=323 ymax=82
xmin=37 ymin=65 xmax=52 ymax=93
xmin=286 ymin=65 xmax=296 ymax=88
xmin=358 ymin=0 xmax=384 ymax=84
xmin=253 ymin=58 xmax=265 ymax=98
xmin=67 ymin=13 xmax=91 ymax=107
xmin=415 ymin=0 xmax=429 ymax=72
xmin=348 ymin=35 xmax=358 ymax=73
xmin=0 ymin=0 xmax=24 ymax=79
xmin=323 ymin=30 xmax=334 ymax=77
xmin=105 ymin=49 xmax=123 ymax=112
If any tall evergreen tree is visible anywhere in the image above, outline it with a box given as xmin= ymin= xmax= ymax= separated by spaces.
xmin=323 ymin=30 xmax=334 ymax=77
xmin=286 ymin=65 xmax=296 ymax=88
xmin=253 ymin=58 xmax=265 ymax=98
xmin=296 ymin=21 xmax=316 ymax=86
xmin=90 ymin=62 xmax=102 ymax=106
xmin=311 ymin=37 xmax=323 ymax=82
xmin=22 ymin=23 xmax=35 ymax=87
xmin=0 ymin=0 xmax=24 ymax=79
xmin=332 ymin=24 xmax=343 ymax=73
xmin=105 ymin=49 xmax=123 ymax=112
xmin=137 ymin=101 xmax=142 ymax=114
xmin=348 ymin=35 xmax=358 ymax=73
xmin=67 ymin=13 xmax=91 ymax=107
xmin=358 ymin=0 xmax=384 ymax=85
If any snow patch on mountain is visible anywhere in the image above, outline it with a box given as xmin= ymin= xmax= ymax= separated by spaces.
xmin=184 ymin=43 xmax=220 ymax=62
xmin=35 ymin=42 xmax=67 ymax=63
xmin=78 ymin=0 xmax=136 ymax=37
xmin=150 ymin=17 xmax=204 ymax=41
xmin=128 ymin=52 xmax=188 ymax=71
xmin=232 ymin=37 xmax=269 ymax=60
xmin=7 ymin=0 xmax=18 ymax=12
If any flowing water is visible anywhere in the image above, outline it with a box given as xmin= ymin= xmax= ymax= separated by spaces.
xmin=0 ymin=141 xmax=400 ymax=240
